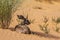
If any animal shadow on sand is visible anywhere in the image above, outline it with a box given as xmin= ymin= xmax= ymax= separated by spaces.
xmin=8 ymin=27 xmax=15 ymax=31
xmin=8 ymin=27 xmax=60 ymax=39
xmin=31 ymin=31 xmax=60 ymax=39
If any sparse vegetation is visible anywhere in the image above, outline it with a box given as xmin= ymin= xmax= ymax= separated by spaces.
xmin=52 ymin=17 xmax=60 ymax=24
xmin=39 ymin=16 xmax=50 ymax=34
xmin=55 ymin=26 xmax=60 ymax=32
xmin=39 ymin=24 xmax=49 ymax=34
xmin=52 ymin=17 xmax=60 ymax=32
xmin=0 ymin=0 xmax=21 ymax=29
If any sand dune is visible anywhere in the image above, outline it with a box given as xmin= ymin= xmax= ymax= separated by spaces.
xmin=0 ymin=0 xmax=60 ymax=40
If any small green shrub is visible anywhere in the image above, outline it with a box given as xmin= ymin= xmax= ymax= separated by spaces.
xmin=0 ymin=0 xmax=21 ymax=29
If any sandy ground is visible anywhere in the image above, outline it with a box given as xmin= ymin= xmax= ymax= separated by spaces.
xmin=0 ymin=0 xmax=60 ymax=40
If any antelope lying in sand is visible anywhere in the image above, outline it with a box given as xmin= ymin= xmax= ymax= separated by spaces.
xmin=15 ymin=15 xmax=31 ymax=34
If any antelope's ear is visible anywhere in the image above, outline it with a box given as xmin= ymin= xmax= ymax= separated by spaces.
xmin=17 ymin=15 xmax=20 ymax=17
xmin=17 ymin=15 xmax=21 ymax=19
xmin=26 ymin=14 xmax=28 ymax=19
